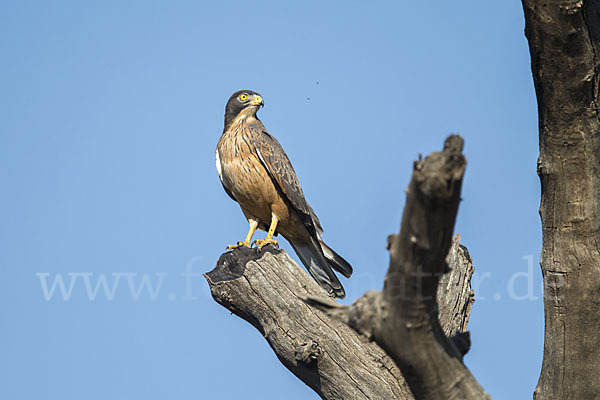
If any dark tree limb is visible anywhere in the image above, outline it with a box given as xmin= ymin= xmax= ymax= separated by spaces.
xmin=380 ymin=135 xmax=487 ymax=399
xmin=314 ymin=135 xmax=488 ymax=400
xmin=522 ymin=1 xmax=600 ymax=399
xmin=206 ymin=136 xmax=483 ymax=399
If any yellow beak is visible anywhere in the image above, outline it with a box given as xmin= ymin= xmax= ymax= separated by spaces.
xmin=249 ymin=95 xmax=264 ymax=106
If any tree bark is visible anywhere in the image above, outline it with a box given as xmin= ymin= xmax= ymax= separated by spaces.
xmin=206 ymin=136 xmax=483 ymax=399
xmin=206 ymin=246 xmax=412 ymax=400
xmin=377 ymin=135 xmax=487 ymax=399
xmin=323 ymin=135 xmax=488 ymax=400
xmin=522 ymin=1 xmax=600 ymax=398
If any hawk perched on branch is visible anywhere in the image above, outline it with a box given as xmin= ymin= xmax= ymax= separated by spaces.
xmin=215 ymin=90 xmax=353 ymax=298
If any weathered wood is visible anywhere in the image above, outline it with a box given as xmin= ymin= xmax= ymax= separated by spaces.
xmin=322 ymin=135 xmax=488 ymax=400
xmin=522 ymin=1 xmax=600 ymax=398
xmin=206 ymin=246 xmax=412 ymax=400
xmin=205 ymin=136 xmax=479 ymax=399
xmin=438 ymin=235 xmax=475 ymax=338
xmin=381 ymin=135 xmax=487 ymax=399
xmin=317 ymin=234 xmax=475 ymax=354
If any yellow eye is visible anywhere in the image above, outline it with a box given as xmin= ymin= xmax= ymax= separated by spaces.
xmin=239 ymin=93 xmax=248 ymax=101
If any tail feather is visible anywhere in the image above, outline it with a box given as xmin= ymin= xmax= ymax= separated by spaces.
xmin=319 ymin=239 xmax=353 ymax=278
xmin=290 ymin=238 xmax=346 ymax=299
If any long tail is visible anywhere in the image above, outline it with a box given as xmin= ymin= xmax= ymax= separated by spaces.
xmin=290 ymin=236 xmax=346 ymax=299
xmin=318 ymin=238 xmax=353 ymax=278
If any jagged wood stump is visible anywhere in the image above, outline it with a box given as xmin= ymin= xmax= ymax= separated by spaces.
xmin=206 ymin=245 xmax=411 ymax=399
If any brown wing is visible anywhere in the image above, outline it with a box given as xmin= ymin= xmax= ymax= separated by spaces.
xmin=253 ymin=130 xmax=320 ymax=236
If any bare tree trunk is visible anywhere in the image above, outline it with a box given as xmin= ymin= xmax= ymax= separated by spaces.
xmin=522 ymin=1 xmax=600 ymax=399
xmin=375 ymin=136 xmax=487 ymax=399
xmin=328 ymin=135 xmax=489 ymax=400
xmin=206 ymin=136 xmax=485 ymax=399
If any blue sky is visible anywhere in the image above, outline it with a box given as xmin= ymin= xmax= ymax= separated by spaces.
xmin=1 ymin=1 xmax=541 ymax=399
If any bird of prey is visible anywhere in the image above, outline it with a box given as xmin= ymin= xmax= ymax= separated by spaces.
xmin=215 ymin=90 xmax=353 ymax=298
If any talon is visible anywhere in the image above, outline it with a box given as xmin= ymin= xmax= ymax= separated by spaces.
xmin=253 ymin=238 xmax=278 ymax=250
xmin=227 ymin=220 xmax=259 ymax=250
xmin=253 ymin=215 xmax=279 ymax=250
xmin=227 ymin=241 xmax=250 ymax=250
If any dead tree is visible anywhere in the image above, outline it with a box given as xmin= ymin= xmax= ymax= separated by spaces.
xmin=205 ymin=1 xmax=600 ymax=398
xmin=522 ymin=0 xmax=600 ymax=398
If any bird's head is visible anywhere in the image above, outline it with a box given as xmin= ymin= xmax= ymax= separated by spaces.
xmin=224 ymin=90 xmax=264 ymax=130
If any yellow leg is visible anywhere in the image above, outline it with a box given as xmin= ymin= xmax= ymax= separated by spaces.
xmin=254 ymin=216 xmax=279 ymax=250
xmin=227 ymin=219 xmax=259 ymax=250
